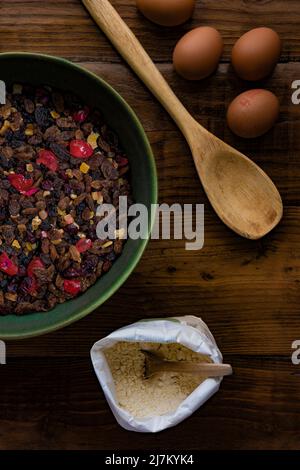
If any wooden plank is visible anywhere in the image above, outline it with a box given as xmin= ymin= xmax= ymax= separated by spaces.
xmin=80 ymin=62 xmax=300 ymax=204
xmin=0 ymin=357 xmax=300 ymax=450
xmin=0 ymin=0 xmax=299 ymax=452
xmin=0 ymin=0 xmax=299 ymax=62
xmin=5 ymin=206 xmax=300 ymax=357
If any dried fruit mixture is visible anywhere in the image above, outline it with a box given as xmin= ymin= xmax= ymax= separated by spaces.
xmin=0 ymin=84 xmax=132 ymax=315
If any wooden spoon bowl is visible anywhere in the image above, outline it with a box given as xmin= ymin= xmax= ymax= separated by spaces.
xmin=192 ymin=135 xmax=283 ymax=239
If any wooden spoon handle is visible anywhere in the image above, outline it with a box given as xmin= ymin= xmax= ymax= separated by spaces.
xmin=151 ymin=362 xmax=233 ymax=378
xmin=82 ymin=0 xmax=202 ymax=137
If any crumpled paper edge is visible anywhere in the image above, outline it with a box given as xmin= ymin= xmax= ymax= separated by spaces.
xmin=91 ymin=315 xmax=223 ymax=433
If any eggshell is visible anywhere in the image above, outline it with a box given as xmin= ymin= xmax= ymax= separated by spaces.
xmin=136 ymin=0 xmax=195 ymax=27
xmin=226 ymin=89 xmax=280 ymax=138
xmin=232 ymin=27 xmax=281 ymax=81
xmin=173 ymin=27 xmax=223 ymax=80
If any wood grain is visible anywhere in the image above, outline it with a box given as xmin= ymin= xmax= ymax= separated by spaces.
xmin=0 ymin=0 xmax=300 ymax=451
xmin=81 ymin=61 xmax=300 ymax=205
xmin=0 ymin=357 xmax=300 ymax=450
xmin=0 ymin=1 xmax=299 ymax=62
xmin=6 ymin=206 xmax=300 ymax=358
xmin=83 ymin=0 xmax=284 ymax=240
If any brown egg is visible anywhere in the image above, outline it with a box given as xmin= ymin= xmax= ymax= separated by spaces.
xmin=136 ymin=0 xmax=195 ymax=27
xmin=232 ymin=27 xmax=281 ymax=81
xmin=227 ymin=89 xmax=279 ymax=138
xmin=173 ymin=27 xmax=223 ymax=80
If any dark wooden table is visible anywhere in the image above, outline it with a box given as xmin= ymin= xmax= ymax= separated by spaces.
xmin=0 ymin=0 xmax=300 ymax=450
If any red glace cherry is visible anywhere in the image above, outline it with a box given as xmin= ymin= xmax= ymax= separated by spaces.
xmin=27 ymin=257 xmax=45 ymax=278
xmin=37 ymin=150 xmax=58 ymax=172
xmin=75 ymin=238 xmax=93 ymax=253
xmin=73 ymin=107 xmax=89 ymax=123
xmin=63 ymin=279 xmax=81 ymax=295
xmin=0 ymin=252 xmax=18 ymax=276
xmin=69 ymin=140 xmax=93 ymax=159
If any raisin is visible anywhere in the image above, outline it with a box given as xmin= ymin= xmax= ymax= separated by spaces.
xmin=40 ymin=220 xmax=51 ymax=231
xmin=24 ymin=98 xmax=35 ymax=114
xmin=35 ymin=106 xmax=51 ymax=127
xmin=9 ymin=196 xmax=20 ymax=216
xmin=50 ymin=142 xmax=71 ymax=160
xmin=44 ymin=125 xmax=62 ymax=142
xmin=15 ymin=144 xmax=35 ymax=161
xmin=101 ymin=159 xmax=119 ymax=180
xmin=64 ymin=224 xmax=79 ymax=236
xmin=56 ymin=117 xmax=76 ymax=130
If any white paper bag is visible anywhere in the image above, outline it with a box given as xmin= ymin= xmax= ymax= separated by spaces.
xmin=91 ymin=315 xmax=223 ymax=433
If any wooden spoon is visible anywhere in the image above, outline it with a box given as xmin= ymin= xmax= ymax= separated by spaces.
xmin=142 ymin=350 xmax=232 ymax=379
xmin=83 ymin=0 xmax=283 ymax=239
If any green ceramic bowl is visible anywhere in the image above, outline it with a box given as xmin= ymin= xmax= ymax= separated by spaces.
xmin=0 ymin=52 xmax=157 ymax=340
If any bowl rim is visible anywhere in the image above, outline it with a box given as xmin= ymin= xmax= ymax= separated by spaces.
xmin=0 ymin=52 xmax=158 ymax=340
